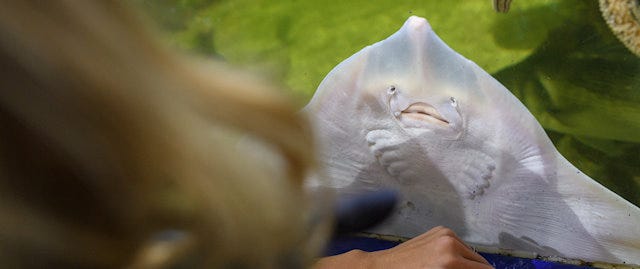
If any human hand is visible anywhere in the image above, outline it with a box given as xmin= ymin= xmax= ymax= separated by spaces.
xmin=367 ymin=226 xmax=493 ymax=269
xmin=314 ymin=226 xmax=493 ymax=269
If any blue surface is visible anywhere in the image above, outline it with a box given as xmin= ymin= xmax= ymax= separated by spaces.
xmin=325 ymin=235 xmax=595 ymax=269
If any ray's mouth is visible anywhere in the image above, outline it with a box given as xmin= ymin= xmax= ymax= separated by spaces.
xmin=400 ymin=102 xmax=449 ymax=126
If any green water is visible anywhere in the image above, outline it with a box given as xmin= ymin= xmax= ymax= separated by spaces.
xmin=138 ymin=0 xmax=640 ymax=207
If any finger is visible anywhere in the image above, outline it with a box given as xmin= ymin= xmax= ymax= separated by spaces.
xmin=428 ymin=226 xmax=452 ymax=237
xmin=430 ymin=228 xmax=484 ymax=258
xmin=431 ymin=227 xmax=469 ymax=248
xmin=461 ymin=250 xmax=491 ymax=265
xmin=415 ymin=226 xmax=465 ymax=249
xmin=452 ymin=240 xmax=491 ymax=265
xmin=432 ymin=226 xmax=460 ymax=238
xmin=455 ymin=257 xmax=495 ymax=269
xmin=413 ymin=226 xmax=449 ymax=241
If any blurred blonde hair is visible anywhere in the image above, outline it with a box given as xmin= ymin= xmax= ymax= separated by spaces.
xmin=0 ymin=1 xmax=326 ymax=268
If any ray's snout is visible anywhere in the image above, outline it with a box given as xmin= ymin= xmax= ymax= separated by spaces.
xmin=404 ymin=16 xmax=431 ymax=34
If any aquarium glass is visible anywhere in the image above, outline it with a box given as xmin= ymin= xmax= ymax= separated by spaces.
xmin=136 ymin=0 xmax=640 ymax=207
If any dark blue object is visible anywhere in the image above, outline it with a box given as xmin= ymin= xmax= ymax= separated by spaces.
xmin=325 ymin=235 xmax=596 ymax=269
xmin=333 ymin=189 xmax=398 ymax=235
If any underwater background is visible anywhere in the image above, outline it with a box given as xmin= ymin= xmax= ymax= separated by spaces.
xmin=136 ymin=0 xmax=640 ymax=208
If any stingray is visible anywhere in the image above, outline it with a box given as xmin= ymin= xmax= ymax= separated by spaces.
xmin=303 ymin=16 xmax=640 ymax=265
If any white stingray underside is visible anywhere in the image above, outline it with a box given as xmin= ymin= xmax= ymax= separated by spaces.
xmin=304 ymin=16 xmax=640 ymax=265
